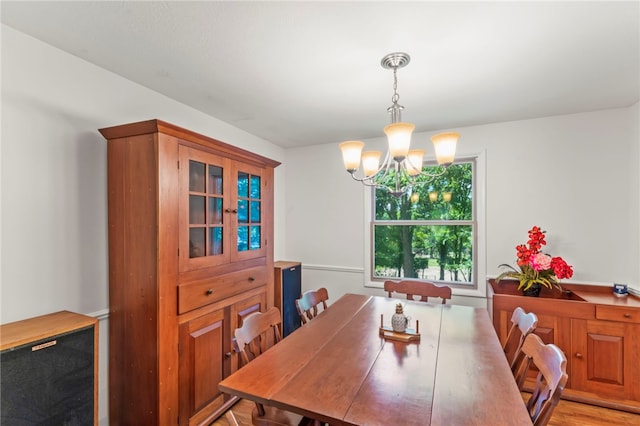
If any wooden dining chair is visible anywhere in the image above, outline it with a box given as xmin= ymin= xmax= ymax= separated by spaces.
xmin=513 ymin=333 xmax=568 ymax=426
xmin=384 ymin=280 xmax=452 ymax=304
xmin=295 ymin=288 xmax=329 ymax=325
xmin=503 ymin=307 xmax=538 ymax=370
xmin=229 ymin=307 xmax=320 ymax=426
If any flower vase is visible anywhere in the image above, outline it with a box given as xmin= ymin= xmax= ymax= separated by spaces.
xmin=522 ymin=284 xmax=541 ymax=297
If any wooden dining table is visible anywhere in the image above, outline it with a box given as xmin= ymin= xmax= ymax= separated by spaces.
xmin=218 ymin=293 xmax=531 ymax=425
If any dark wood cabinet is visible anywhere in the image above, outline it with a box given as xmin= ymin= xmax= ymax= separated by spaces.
xmin=274 ymin=261 xmax=302 ymax=337
xmin=101 ymin=119 xmax=279 ymax=425
xmin=0 ymin=311 xmax=98 ymax=425
xmin=489 ymin=279 xmax=640 ymax=413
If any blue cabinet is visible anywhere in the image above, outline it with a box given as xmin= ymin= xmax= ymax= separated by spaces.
xmin=275 ymin=261 xmax=302 ymax=337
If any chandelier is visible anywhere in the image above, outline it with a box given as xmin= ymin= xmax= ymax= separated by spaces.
xmin=339 ymin=52 xmax=460 ymax=197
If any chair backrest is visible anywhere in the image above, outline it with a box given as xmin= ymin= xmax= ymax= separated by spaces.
xmin=384 ymin=280 xmax=452 ymax=304
xmin=233 ymin=307 xmax=282 ymax=366
xmin=295 ymin=288 xmax=329 ymax=324
xmin=513 ymin=333 xmax=568 ymax=426
xmin=232 ymin=308 xmax=320 ymax=426
xmin=503 ymin=307 xmax=538 ymax=370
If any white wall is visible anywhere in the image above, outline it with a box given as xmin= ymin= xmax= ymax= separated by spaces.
xmin=631 ymin=101 xmax=640 ymax=290
xmin=284 ymin=104 xmax=640 ymax=303
xmin=1 ymin=25 xmax=287 ymax=425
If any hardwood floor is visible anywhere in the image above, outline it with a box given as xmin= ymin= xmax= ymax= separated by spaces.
xmin=212 ymin=399 xmax=253 ymax=426
xmin=212 ymin=397 xmax=640 ymax=425
xmin=541 ymin=398 xmax=640 ymax=426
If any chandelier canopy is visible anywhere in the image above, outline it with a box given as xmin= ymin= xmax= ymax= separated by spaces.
xmin=339 ymin=52 xmax=460 ymax=197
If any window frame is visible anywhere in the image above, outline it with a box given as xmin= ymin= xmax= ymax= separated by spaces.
xmin=363 ymin=152 xmax=487 ymax=298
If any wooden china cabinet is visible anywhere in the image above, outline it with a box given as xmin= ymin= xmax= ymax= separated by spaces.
xmin=101 ymin=120 xmax=279 ymax=425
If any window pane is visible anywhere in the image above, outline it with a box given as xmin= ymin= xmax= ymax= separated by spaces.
xmin=375 ymin=163 xmax=472 ymax=221
xmin=208 ymin=165 xmax=223 ymax=195
xmin=237 ymin=226 xmax=248 ymax=252
xmin=189 ymin=161 xmax=206 ymax=193
xmin=189 ymin=228 xmax=205 ymax=258
xmin=208 ymin=197 xmax=223 ymax=224
xmin=238 ymin=172 xmax=249 ymax=198
xmin=189 ymin=195 xmax=205 ymax=224
xmin=250 ymin=176 xmax=261 ymax=199
xmin=250 ymin=201 xmax=261 ymax=223
xmin=209 ymin=227 xmax=223 ymax=255
xmin=250 ymin=226 xmax=261 ymax=250
xmin=373 ymin=224 xmax=473 ymax=284
xmin=237 ymin=200 xmax=248 ymax=223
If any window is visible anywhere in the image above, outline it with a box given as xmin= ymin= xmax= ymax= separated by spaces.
xmin=371 ymin=159 xmax=476 ymax=287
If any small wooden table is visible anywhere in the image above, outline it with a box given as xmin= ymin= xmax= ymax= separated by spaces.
xmin=219 ymin=294 xmax=531 ymax=425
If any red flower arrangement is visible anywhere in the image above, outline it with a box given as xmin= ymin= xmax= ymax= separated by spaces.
xmin=497 ymin=226 xmax=573 ymax=292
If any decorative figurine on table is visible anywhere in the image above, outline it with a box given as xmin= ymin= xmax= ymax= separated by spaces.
xmin=391 ymin=303 xmax=409 ymax=332
xmin=379 ymin=304 xmax=421 ymax=342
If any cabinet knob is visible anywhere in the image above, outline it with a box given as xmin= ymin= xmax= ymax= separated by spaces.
xmin=205 ymin=288 xmax=214 ymax=296
xmin=623 ymin=313 xmax=632 ymax=318
xmin=248 ymin=277 xmax=255 ymax=282
xmin=225 ymin=208 xmax=232 ymax=213
xmin=575 ymin=353 xmax=583 ymax=359
xmin=232 ymin=209 xmax=238 ymax=214
xmin=225 ymin=352 xmax=232 ymax=359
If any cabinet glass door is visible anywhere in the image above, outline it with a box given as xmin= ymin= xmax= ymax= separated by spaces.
xmin=236 ymin=172 xmax=261 ymax=252
xmin=232 ymin=163 xmax=267 ymax=262
xmin=188 ymin=160 xmax=224 ymax=258
xmin=180 ymin=146 xmax=230 ymax=271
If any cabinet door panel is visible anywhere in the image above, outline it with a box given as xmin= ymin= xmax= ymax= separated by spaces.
xmin=571 ymin=319 xmax=632 ymax=399
xmin=179 ymin=309 xmax=229 ymax=425
xmin=587 ymin=333 xmax=624 ymax=385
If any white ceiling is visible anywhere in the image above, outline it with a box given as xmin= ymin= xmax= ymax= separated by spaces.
xmin=2 ymin=1 xmax=639 ymax=148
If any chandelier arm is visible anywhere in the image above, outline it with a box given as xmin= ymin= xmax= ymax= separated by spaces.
xmin=347 ymin=172 xmax=380 ymax=186
xmin=374 ymin=149 xmax=393 ymax=179
xmin=415 ymin=165 xmax=449 ymax=179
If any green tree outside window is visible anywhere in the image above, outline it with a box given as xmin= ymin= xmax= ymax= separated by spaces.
xmin=373 ymin=161 xmax=475 ymax=284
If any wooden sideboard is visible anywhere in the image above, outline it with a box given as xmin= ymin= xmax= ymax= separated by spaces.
xmin=488 ymin=279 xmax=640 ymax=413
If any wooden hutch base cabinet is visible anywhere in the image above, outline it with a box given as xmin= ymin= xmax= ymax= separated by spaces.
xmin=489 ymin=279 xmax=640 ymax=414
xmin=101 ymin=120 xmax=279 ymax=425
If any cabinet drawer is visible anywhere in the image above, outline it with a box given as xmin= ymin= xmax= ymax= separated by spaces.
xmin=595 ymin=305 xmax=640 ymax=323
xmin=178 ymin=267 xmax=267 ymax=314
